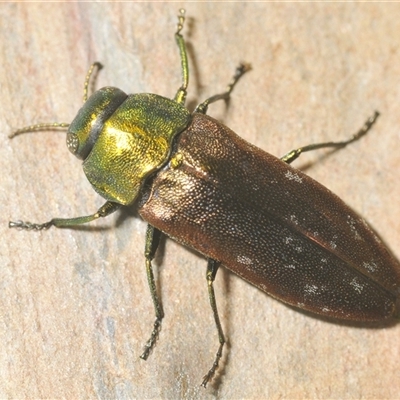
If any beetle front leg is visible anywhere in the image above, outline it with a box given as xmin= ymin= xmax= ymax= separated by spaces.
xmin=281 ymin=111 xmax=380 ymax=164
xmin=140 ymin=224 xmax=164 ymax=360
xmin=202 ymin=259 xmax=225 ymax=388
xmin=9 ymin=201 xmax=121 ymax=230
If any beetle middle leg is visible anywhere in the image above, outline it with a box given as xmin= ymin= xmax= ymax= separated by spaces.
xmin=281 ymin=111 xmax=380 ymax=164
xmin=195 ymin=63 xmax=251 ymax=115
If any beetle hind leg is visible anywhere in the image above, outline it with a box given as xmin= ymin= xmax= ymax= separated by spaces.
xmin=201 ymin=259 xmax=226 ymax=387
xmin=281 ymin=111 xmax=380 ymax=164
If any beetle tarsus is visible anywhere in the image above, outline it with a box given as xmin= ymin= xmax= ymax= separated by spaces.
xmin=351 ymin=110 xmax=380 ymax=142
xmin=8 ymin=220 xmax=52 ymax=231
xmin=229 ymin=63 xmax=252 ymax=93
xmin=201 ymin=342 xmax=224 ymax=388
xmin=140 ymin=317 xmax=162 ymax=360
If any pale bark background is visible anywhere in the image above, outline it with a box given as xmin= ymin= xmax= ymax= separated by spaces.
xmin=1 ymin=3 xmax=400 ymax=399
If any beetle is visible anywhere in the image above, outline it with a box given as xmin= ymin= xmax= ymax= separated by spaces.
xmin=8 ymin=9 xmax=400 ymax=387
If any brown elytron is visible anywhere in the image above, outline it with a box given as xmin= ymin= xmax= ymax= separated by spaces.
xmin=141 ymin=113 xmax=400 ymax=321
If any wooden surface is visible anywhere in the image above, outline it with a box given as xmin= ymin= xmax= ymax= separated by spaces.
xmin=1 ymin=3 xmax=400 ymax=399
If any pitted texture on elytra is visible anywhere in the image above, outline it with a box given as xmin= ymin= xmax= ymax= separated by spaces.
xmin=140 ymin=113 xmax=400 ymax=321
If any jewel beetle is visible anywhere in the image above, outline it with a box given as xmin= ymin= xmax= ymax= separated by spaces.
xmin=9 ymin=9 xmax=400 ymax=387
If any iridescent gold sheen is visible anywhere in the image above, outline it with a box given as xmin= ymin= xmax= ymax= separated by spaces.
xmin=72 ymin=92 xmax=190 ymax=204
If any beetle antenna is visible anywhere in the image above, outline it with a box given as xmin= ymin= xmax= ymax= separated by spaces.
xmin=9 ymin=62 xmax=104 ymax=139
xmin=83 ymin=62 xmax=103 ymax=103
xmin=9 ymin=122 xmax=70 ymax=138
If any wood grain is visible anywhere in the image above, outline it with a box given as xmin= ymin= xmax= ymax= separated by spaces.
xmin=1 ymin=3 xmax=400 ymax=399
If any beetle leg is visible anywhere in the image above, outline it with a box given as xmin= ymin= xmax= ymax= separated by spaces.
xmin=8 ymin=201 xmax=121 ymax=230
xmin=201 ymin=259 xmax=225 ymax=388
xmin=195 ymin=63 xmax=251 ymax=115
xmin=140 ymin=224 xmax=164 ymax=360
xmin=281 ymin=111 xmax=380 ymax=164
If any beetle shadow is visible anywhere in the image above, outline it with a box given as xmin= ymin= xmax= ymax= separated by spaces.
xmin=184 ymin=27 xmax=234 ymax=117
xmin=283 ymin=302 xmax=399 ymax=330
xmin=288 ymin=147 xmax=400 ymax=330
xmin=182 ymin=16 xmax=202 ymax=113
xmin=55 ymin=223 xmax=112 ymax=232
xmin=53 ymin=204 xmax=139 ymax=232
xmin=115 ymin=205 xmax=168 ymax=274
xmin=217 ymin=266 xmax=399 ymax=331
xmin=216 ymin=265 xmax=232 ymax=387
xmin=185 ymin=42 xmax=203 ymax=113
xmin=153 ymin=238 xmax=231 ymax=389
xmin=291 ymin=145 xmax=351 ymax=174
xmin=68 ymin=205 xmax=400 ymax=329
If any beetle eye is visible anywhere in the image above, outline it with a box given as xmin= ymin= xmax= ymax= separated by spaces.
xmin=66 ymin=132 xmax=79 ymax=154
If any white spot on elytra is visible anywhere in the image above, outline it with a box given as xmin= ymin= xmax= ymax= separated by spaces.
xmin=363 ymin=261 xmax=377 ymax=273
xmin=284 ymin=236 xmax=302 ymax=252
xmin=285 ymin=170 xmax=303 ymax=183
xmin=259 ymin=283 xmax=267 ymax=291
xmin=285 ymin=236 xmax=293 ymax=244
xmin=350 ymin=278 xmax=364 ymax=294
xmin=347 ymin=215 xmax=361 ymax=240
xmin=237 ymin=255 xmax=253 ymax=265
xmin=329 ymin=234 xmax=338 ymax=249
xmin=304 ymin=284 xmax=319 ymax=295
